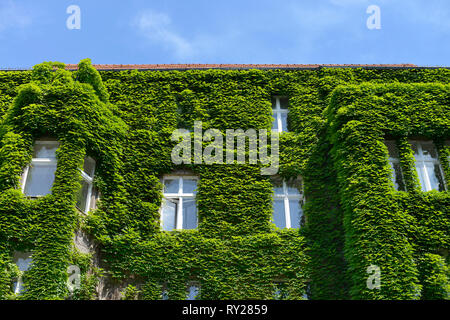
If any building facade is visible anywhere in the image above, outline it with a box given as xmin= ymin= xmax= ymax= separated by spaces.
xmin=0 ymin=60 xmax=448 ymax=300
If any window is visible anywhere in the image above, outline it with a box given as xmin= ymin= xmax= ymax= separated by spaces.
xmin=186 ymin=283 xmax=200 ymax=300
xmin=273 ymin=282 xmax=289 ymax=300
xmin=271 ymin=96 xmax=289 ymax=132
xmin=21 ymin=140 xmax=59 ymax=197
xmin=76 ymin=156 xmax=97 ymax=214
xmin=303 ymin=283 xmax=311 ymax=300
xmin=161 ymin=176 xmax=198 ymax=231
xmin=410 ymin=141 xmax=446 ymax=191
xmin=272 ymin=176 xmax=304 ymax=229
xmin=446 ymin=140 xmax=450 ymax=166
xmin=162 ymin=287 xmax=169 ymax=300
xmin=385 ymin=140 xmax=406 ymax=191
xmin=12 ymin=251 xmax=32 ymax=295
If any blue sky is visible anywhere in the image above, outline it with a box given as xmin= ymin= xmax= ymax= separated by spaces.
xmin=0 ymin=0 xmax=448 ymax=68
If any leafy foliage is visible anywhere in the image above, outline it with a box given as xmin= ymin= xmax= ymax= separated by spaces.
xmin=0 ymin=60 xmax=126 ymax=299
xmin=0 ymin=63 xmax=448 ymax=299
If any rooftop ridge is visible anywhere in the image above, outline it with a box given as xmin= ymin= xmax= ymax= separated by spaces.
xmin=63 ymin=63 xmax=418 ymax=70
xmin=4 ymin=63 xmax=450 ymax=71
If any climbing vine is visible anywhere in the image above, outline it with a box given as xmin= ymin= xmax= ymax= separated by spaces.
xmin=0 ymin=63 xmax=448 ymax=299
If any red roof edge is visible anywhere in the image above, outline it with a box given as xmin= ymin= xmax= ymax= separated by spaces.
xmin=64 ymin=63 xmax=418 ymax=70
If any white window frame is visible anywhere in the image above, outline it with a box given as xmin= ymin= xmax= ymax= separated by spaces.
xmin=411 ymin=141 xmax=446 ymax=192
xmin=273 ymin=178 xmax=304 ymax=229
xmin=271 ymin=96 xmax=289 ymax=133
xmin=21 ymin=140 xmax=59 ymax=197
xmin=77 ymin=157 xmax=96 ymax=214
xmin=161 ymin=175 xmax=198 ymax=230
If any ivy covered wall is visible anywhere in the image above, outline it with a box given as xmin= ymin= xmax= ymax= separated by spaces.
xmin=0 ymin=61 xmax=448 ymax=300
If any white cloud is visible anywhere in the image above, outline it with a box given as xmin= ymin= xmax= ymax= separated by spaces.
xmin=288 ymin=3 xmax=359 ymax=48
xmin=132 ymin=9 xmax=244 ymax=61
xmin=133 ymin=10 xmax=194 ymax=59
xmin=0 ymin=0 xmax=31 ymax=32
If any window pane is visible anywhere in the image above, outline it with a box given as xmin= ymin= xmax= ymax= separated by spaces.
xmin=421 ymin=142 xmax=438 ymax=159
xmin=426 ymin=163 xmax=445 ymax=191
xmin=416 ymin=165 xmax=427 ymax=191
xmin=183 ymin=179 xmax=197 ymax=194
xmin=392 ymin=162 xmax=406 ymax=191
xmin=162 ymin=199 xmax=177 ymax=231
xmin=389 ymin=162 xmax=396 ymax=187
xmin=410 ymin=141 xmax=419 ymax=156
xmin=289 ymin=199 xmax=302 ymax=229
xmin=13 ymin=252 xmax=32 ymax=295
xmin=274 ymin=282 xmax=289 ymax=299
xmin=13 ymin=281 xmax=25 ymax=294
xmin=271 ymin=115 xmax=278 ymax=131
xmin=446 ymin=141 xmax=450 ymax=168
xmin=33 ymin=142 xmax=59 ymax=159
xmin=182 ymin=199 xmax=197 ymax=229
xmin=385 ymin=140 xmax=399 ymax=158
xmin=14 ymin=252 xmax=32 ymax=272
xmin=279 ymin=97 xmax=289 ymax=109
xmin=434 ymin=164 xmax=446 ymax=191
xmin=271 ymin=97 xmax=277 ymax=109
xmin=83 ymin=157 xmax=96 ymax=177
xmin=272 ymin=199 xmax=286 ymax=228
xmin=303 ymin=283 xmax=311 ymax=300
xmin=24 ymin=163 xmax=57 ymax=196
xmin=280 ymin=113 xmax=288 ymax=132
xmin=271 ymin=176 xmax=284 ymax=195
xmin=76 ymin=179 xmax=90 ymax=212
xmin=186 ymin=285 xmax=200 ymax=300
xmin=164 ymin=179 xmax=179 ymax=193
xmin=286 ymin=177 xmax=302 ymax=195
xmin=385 ymin=141 xmax=405 ymax=191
